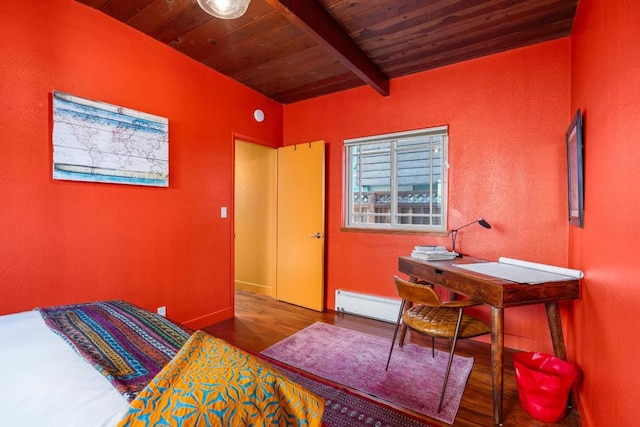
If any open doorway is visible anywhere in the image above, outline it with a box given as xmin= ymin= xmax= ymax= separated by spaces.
xmin=234 ymin=140 xmax=277 ymax=297
xmin=234 ymin=139 xmax=326 ymax=311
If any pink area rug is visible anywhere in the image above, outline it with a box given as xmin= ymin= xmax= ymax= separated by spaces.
xmin=261 ymin=322 xmax=474 ymax=425
xmin=270 ymin=359 xmax=438 ymax=427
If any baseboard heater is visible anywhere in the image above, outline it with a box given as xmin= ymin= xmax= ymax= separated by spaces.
xmin=335 ymin=290 xmax=401 ymax=323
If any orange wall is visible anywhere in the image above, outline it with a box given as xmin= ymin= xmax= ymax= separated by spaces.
xmin=284 ymin=38 xmax=572 ymax=352
xmin=0 ymin=0 xmax=282 ymax=328
xmin=569 ymin=0 xmax=640 ymax=425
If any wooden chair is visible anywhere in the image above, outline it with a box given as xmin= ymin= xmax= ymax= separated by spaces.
xmin=385 ymin=275 xmax=490 ymax=412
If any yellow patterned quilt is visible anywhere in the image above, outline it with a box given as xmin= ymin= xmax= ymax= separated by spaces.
xmin=118 ymin=330 xmax=324 ymax=427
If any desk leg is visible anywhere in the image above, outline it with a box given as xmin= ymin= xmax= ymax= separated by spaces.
xmin=491 ymin=307 xmax=504 ymax=426
xmin=545 ymin=302 xmax=573 ymax=409
xmin=545 ymin=302 xmax=567 ymax=360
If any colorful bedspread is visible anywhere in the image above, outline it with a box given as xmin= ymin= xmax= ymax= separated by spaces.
xmin=38 ymin=300 xmax=192 ymax=401
xmin=118 ymin=330 xmax=325 ymax=427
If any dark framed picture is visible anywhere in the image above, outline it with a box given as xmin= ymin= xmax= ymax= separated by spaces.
xmin=566 ymin=109 xmax=584 ymax=228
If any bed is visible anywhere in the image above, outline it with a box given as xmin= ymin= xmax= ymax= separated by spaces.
xmin=0 ymin=300 xmax=324 ymax=427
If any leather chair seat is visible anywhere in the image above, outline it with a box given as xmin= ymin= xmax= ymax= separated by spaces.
xmin=404 ymin=305 xmax=491 ymax=338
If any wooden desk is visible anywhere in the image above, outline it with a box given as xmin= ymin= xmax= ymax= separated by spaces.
xmin=398 ymin=256 xmax=580 ymax=426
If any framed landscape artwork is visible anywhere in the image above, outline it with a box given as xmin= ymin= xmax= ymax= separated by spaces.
xmin=566 ymin=109 xmax=584 ymax=228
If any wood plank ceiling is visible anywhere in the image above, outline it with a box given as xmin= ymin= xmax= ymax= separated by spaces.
xmin=75 ymin=0 xmax=578 ymax=104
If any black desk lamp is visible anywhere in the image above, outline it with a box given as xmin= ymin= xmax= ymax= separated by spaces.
xmin=449 ymin=218 xmax=492 ymax=255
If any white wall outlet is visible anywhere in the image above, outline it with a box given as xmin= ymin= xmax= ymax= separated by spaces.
xmin=221 ymin=206 xmax=228 ymax=218
xmin=157 ymin=306 xmax=166 ymax=317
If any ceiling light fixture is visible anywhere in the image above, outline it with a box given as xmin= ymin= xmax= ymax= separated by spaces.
xmin=197 ymin=0 xmax=251 ymax=19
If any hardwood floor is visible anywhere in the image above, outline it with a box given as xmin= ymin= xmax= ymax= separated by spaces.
xmin=203 ymin=290 xmax=581 ymax=427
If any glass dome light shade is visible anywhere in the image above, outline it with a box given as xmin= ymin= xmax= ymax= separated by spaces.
xmin=197 ymin=0 xmax=251 ymax=19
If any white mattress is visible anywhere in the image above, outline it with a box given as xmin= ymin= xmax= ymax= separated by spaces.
xmin=0 ymin=310 xmax=130 ymax=426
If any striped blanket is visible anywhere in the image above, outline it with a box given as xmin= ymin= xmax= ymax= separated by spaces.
xmin=38 ymin=300 xmax=192 ymax=401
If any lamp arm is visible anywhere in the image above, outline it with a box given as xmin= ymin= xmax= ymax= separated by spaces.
xmin=451 ymin=219 xmax=480 ymax=233
xmin=448 ymin=218 xmax=490 ymax=254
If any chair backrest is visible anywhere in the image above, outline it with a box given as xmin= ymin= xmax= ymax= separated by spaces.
xmin=393 ymin=275 xmax=442 ymax=307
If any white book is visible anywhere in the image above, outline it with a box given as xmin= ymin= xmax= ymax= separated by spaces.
xmin=413 ymin=245 xmax=447 ymax=253
xmin=411 ymin=250 xmax=458 ymax=261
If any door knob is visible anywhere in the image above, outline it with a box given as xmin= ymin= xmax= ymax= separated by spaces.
xmin=309 ymin=232 xmax=324 ymax=239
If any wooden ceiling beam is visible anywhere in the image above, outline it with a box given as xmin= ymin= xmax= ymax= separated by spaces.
xmin=264 ymin=0 xmax=389 ymax=97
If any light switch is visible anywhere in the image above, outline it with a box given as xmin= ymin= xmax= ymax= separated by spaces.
xmin=221 ymin=206 xmax=227 ymax=218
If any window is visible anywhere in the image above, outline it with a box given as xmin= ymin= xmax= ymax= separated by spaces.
xmin=344 ymin=126 xmax=448 ymax=231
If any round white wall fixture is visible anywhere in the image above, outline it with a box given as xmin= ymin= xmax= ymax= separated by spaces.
xmin=253 ymin=109 xmax=265 ymax=123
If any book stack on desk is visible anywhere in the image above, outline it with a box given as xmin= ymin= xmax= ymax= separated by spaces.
xmin=410 ymin=245 xmax=458 ymax=261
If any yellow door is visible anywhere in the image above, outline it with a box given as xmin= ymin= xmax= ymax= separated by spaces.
xmin=276 ymin=141 xmax=325 ymax=311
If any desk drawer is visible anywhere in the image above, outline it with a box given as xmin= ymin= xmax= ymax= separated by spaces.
xmin=399 ymin=258 xmax=446 ymax=285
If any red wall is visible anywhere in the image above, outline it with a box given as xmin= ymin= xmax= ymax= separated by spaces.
xmin=0 ymin=0 xmax=282 ymax=328
xmin=569 ymin=1 xmax=640 ymax=425
xmin=284 ymin=39 xmax=572 ymax=352
xmin=3 ymin=1 xmax=636 ymax=423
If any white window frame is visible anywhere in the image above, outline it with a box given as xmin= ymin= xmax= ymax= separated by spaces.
xmin=344 ymin=126 xmax=448 ymax=232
